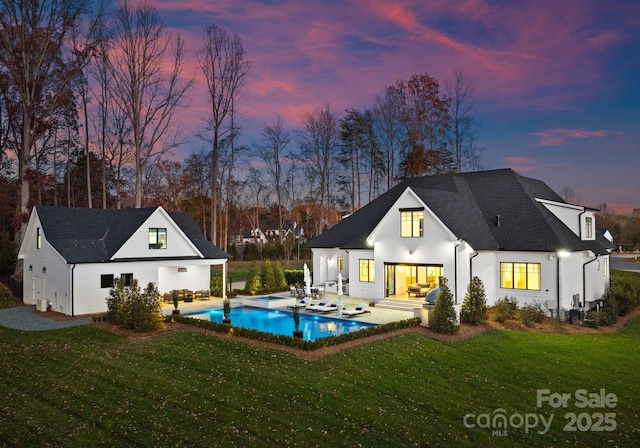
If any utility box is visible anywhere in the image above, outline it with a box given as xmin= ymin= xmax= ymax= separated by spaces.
xmin=36 ymin=298 xmax=47 ymax=312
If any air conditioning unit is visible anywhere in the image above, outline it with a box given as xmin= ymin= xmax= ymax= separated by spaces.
xmin=36 ymin=298 xmax=47 ymax=312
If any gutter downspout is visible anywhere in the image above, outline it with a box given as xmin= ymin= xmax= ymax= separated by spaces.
xmin=71 ymin=264 xmax=76 ymax=317
xmin=469 ymin=251 xmax=479 ymax=280
xmin=583 ymin=254 xmax=599 ymax=308
xmin=556 ymin=255 xmax=561 ymax=321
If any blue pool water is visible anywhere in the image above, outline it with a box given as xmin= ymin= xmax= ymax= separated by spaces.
xmin=187 ymin=307 xmax=375 ymax=341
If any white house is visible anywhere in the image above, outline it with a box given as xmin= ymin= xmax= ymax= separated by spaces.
xmin=18 ymin=206 xmax=230 ymax=316
xmin=307 ymin=169 xmax=613 ymax=315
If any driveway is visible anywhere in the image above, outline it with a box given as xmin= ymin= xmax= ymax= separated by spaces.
xmin=611 ymin=254 xmax=640 ymax=273
xmin=0 ymin=305 xmax=92 ymax=331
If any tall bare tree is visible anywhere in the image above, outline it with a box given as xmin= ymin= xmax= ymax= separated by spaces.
xmin=253 ymin=116 xmax=290 ymax=244
xmin=107 ymin=0 xmax=193 ymax=208
xmin=297 ymin=103 xmax=341 ymax=235
xmin=446 ymin=67 xmax=481 ymax=172
xmin=372 ymin=87 xmax=404 ymax=190
xmin=197 ymin=23 xmax=250 ymax=246
xmin=0 ymin=0 xmax=101 ymax=254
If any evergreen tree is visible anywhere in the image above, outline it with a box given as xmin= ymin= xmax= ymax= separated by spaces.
xmin=273 ymin=261 xmax=288 ymax=289
xmin=261 ymin=259 xmax=276 ymax=290
xmin=245 ymin=262 xmax=262 ymax=293
xmin=429 ymin=277 xmax=458 ymax=334
xmin=461 ymin=276 xmax=487 ymax=325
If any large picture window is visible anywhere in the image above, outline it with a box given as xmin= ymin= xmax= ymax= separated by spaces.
xmin=400 ymin=209 xmax=424 ymax=238
xmin=500 ymin=262 xmax=540 ymax=290
xmin=149 ymin=228 xmax=167 ymax=249
xmin=359 ymin=259 xmax=375 ymax=283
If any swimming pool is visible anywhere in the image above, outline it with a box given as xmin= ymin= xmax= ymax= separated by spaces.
xmin=186 ymin=307 xmax=375 ymax=341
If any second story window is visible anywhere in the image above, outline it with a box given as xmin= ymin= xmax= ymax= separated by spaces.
xmin=585 ymin=217 xmax=593 ymax=239
xmin=401 ymin=209 xmax=424 ymax=238
xmin=337 ymin=256 xmax=343 ymax=272
xmin=149 ymin=228 xmax=167 ymax=249
xmin=36 ymin=228 xmax=41 ymax=249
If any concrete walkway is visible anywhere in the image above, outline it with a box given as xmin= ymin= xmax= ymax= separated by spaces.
xmin=0 ymin=305 xmax=92 ymax=331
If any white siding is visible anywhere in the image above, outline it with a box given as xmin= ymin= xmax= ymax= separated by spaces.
xmin=19 ymin=211 xmax=73 ymax=314
xmin=72 ymin=260 xmax=214 ymax=315
xmin=113 ymin=208 xmax=201 ymax=260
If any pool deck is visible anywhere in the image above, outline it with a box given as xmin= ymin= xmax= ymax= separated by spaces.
xmin=163 ymin=293 xmax=414 ymax=326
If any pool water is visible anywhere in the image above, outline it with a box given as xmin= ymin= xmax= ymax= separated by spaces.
xmin=187 ymin=307 xmax=375 ymax=341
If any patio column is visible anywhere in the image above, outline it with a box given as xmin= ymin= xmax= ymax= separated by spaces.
xmin=222 ymin=261 xmax=227 ymax=300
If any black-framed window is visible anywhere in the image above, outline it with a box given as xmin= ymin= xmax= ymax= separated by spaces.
xmin=400 ymin=209 xmax=424 ymax=237
xmin=36 ymin=228 xmax=41 ymax=249
xmin=101 ymin=274 xmax=114 ymax=289
xmin=500 ymin=262 xmax=540 ymax=290
xmin=149 ymin=228 xmax=167 ymax=249
xmin=121 ymin=273 xmax=134 ymax=286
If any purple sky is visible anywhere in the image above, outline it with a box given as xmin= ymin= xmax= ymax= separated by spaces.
xmin=154 ymin=0 xmax=640 ymax=214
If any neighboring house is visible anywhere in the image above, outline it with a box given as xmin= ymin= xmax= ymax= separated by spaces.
xmin=307 ymin=169 xmax=614 ymax=314
xmin=264 ymin=221 xmax=306 ymax=242
xmin=237 ymin=229 xmax=268 ymax=245
xmin=18 ymin=206 xmax=231 ymax=316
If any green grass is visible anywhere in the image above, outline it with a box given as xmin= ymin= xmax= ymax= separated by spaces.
xmin=1 ymin=320 xmax=639 ymax=447
xmin=213 ymin=260 xmax=310 ymax=282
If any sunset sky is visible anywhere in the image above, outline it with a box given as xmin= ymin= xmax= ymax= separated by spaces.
xmin=152 ymin=0 xmax=639 ymax=214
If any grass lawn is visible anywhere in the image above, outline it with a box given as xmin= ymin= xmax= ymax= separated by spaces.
xmin=213 ymin=260 xmax=311 ymax=282
xmin=1 ymin=317 xmax=639 ymax=447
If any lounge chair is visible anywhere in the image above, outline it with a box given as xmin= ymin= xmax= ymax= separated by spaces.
xmin=342 ymin=303 xmax=370 ymax=317
xmin=288 ymin=296 xmax=313 ymax=309
xmin=306 ymin=299 xmax=331 ymax=312
xmin=313 ymin=300 xmax=340 ymax=313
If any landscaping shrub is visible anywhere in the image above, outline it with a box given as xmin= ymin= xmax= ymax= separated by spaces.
xmin=284 ymin=269 xmax=304 ymax=287
xmin=245 ymin=263 xmax=262 ymax=293
xmin=461 ymin=276 xmax=487 ymax=325
xmin=210 ymin=277 xmax=224 ymax=297
xmin=273 ymin=261 xmax=288 ymax=289
xmin=261 ymin=259 xmax=276 ymax=290
xmin=519 ymin=302 xmax=546 ymax=327
xmin=494 ymin=296 xmax=518 ymax=323
xmin=607 ymin=270 xmax=640 ymax=316
xmin=429 ymin=277 xmax=458 ymax=334
xmin=105 ymin=278 xmax=163 ymax=332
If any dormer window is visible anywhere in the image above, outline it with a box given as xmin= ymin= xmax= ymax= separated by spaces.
xmin=400 ymin=209 xmax=424 ymax=238
xmin=149 ymin=228 xmax=167 ymax=249
xmin=585 ymin=217 xmax=593 ymax=239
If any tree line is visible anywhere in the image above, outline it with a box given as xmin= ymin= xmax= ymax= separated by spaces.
xmin=0 ymin=0 xmax=484 ymax=277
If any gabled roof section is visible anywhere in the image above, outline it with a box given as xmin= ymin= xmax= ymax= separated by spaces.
xmin=307 ymin=168 xmax=612 ymax=255
xmin=35 ymin=206 xmax=230 ymax=263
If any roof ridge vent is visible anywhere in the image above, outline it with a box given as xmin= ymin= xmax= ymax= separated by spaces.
xmin=495 ymin=214 xmax=501 ymax=227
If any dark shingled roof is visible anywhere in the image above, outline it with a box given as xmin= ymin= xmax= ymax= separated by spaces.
xmin=35 ymin=206 xmax=230 ymax=263
xmin=307 ymin=168 xmax=612 ymax=255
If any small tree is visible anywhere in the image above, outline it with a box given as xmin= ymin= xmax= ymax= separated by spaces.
xmin=245 ymin=262 xmax=262 ymax=293
xmin=429 ymin=277 xmax=458 ymax=334
xmin=105 ymin=278 xmax=163 ymax=332
xmin=261 ymin=259 xmax=276 ymax=290
xmin=273 ymin=261 xmax=288 ymax=289
xmin=461 ymin=276 xmax=487 ymax=325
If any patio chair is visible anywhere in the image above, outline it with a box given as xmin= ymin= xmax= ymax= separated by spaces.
xmin=313 ymin=300 xmax=340 ymax=313
xmin=342 ymin=303 xmax=370 ymax=317
xmin=305 ymin=299 xmax=330 ymax=312
xmin=288 ymin=296 xmax=313 ymax=309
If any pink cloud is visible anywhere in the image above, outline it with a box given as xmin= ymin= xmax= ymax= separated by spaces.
xmin=531 ymin=128 xmax=608 ymax=146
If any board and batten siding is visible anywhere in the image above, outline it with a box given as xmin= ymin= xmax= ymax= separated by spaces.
xmin=112 ymin=208 xmax=202 ymax=260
